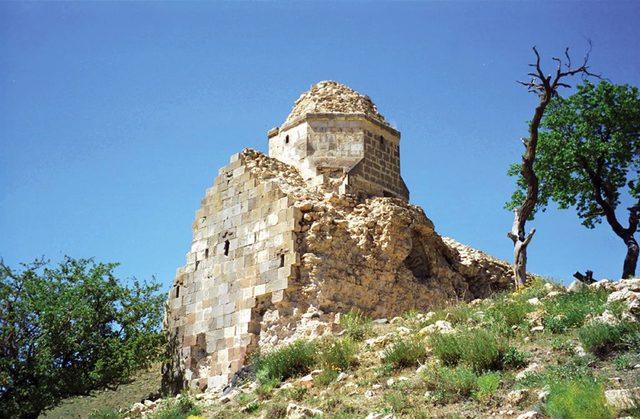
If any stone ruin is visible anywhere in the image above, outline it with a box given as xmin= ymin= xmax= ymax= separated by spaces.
xmin=163 ymin=81 xmax=514 ymax=393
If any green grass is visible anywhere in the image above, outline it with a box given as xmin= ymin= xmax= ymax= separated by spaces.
xmin=422 ymin=364 xmax=479 ymax=402
xmin=150 ymin=395 xmax=201 ymax=419
xmin=319 ymin=337 xmax=358 ymax=372
xmin=545 ymin=379 xmax=613 ymax=419
xmin=474 ymin=372 xmax=501 ymax=402
xmin=578 ymin=321 xmax=640 ymax=356
xmin=543 ymin=288 xmax=609 ymax=333
xmin=382 ymin=339 xmax=427 ymax=369
xmin=254 ymin=340 xmax=318 ymax=384
xmin=42 ymin=365 xmax=162 ymax=419
xmin=339 ymin=310 xmax=373 ymax=341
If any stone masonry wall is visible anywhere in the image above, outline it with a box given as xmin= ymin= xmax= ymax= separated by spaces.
xmin=166 ymin=151 xmax=303 ymax=391
xmin=165 ymin=149 xmax=514 ymax=393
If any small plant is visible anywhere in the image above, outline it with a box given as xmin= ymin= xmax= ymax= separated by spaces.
xmin=264 ymin=402 xmax=288 ymax=419
xmin=474 ymin=372 xmax=501 ymax=402
xmin=254 ymin=340 xmax=317 ymax=383
xmin=339 ymin=310 xmax=372 ymax=341
xmin=282 ymin=386 xmax=307 ymax=402
xmin=578 ymin=321 xmax=640 ymax=356
xmin=422 ymin=364 xmax=478 ymax=402
xmin=543 ymin=288 xmax=608 ymax=333
xmin=150 ymin=394 xmax=201 ymax=419
xmin=89 ymin=408 xmax=121 ymax=419
xmin=501 ymin=346 xmax=529 ymax=369
xmin=459 ymin=329 xmax=505 ymax=372
xmin=545 ymin=379 xmax=613 ymax=419
xmin=429 ymin=332 xmax=462 ymax=366
xmin=314 ymin=369 xmax=339 ymax=386
xmin=614 ymin=354 xmax=632 ymax=371
xmin=382 ymin=339 xmax=427 ymax=369
xmin=255 ymin=377 xmax=280 ymax=398
xmin=383 ymin=391 xmax=410 ymax=413
xmin=319 ymin=337 xmax=358 ymax=371
xmin=486 ymin=297 xmax=533 ymax=331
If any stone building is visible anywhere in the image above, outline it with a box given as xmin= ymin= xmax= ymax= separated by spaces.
xmin=164 ymin=81 xmax=513 ymax=393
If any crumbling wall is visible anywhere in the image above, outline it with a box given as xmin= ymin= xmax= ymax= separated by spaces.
xmin=165 ymin=149 xmax=514 ymax=392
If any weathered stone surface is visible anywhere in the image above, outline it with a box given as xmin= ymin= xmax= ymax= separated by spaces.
xmin=163 ymin=82 xmax=514 ymax=393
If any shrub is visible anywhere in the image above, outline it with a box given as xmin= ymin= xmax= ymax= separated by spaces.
xmin=254 ymin=340 xmax=317 ymax=383
xmin=319 ymin=337 xmax=358 ymax=372
xmin=151 ymin=395 xmax=201 ymax=419
xmin=458 ymin=329 xmax=505 ymax=372
xmin=474 ymin=372 xmax=501 ymax=402
xmin=339 ymin=310 xmax=372 ymax=341
xmin=314 ymin=369 xmax=338 ymax=386
xmin=543 ymin=288 xmax=608 ymax=333
xmin=578 ymin=321 xmax=640 ymax=356
xmin=545 ymin=379 xmax=612 ymax=419
xmin=430 ymin=329 xmax=508 ymax=372
xmin=429 ymin=332 xmax=463 ymax=366
xmin=614 ymin=354 xmax=632 ymax=371
xmin=485 ymin=297 xmax=533 ymax=331
xmin=501 ymin=346 xmax=529 ymax=369
xmin=383 ymin=391 xmax=410 ymax=413
xmin=422 ymin=364 xmax=478 ymax=402
xmin=264 ymin=402 xmax=288 ymax=419
xmin=382 ymin=339 xmax=427 ymax=369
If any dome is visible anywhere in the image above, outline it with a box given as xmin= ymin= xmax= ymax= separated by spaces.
xmin=283 ymin=81 xmax=388 ymax=126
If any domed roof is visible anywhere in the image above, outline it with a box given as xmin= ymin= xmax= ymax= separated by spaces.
xmin=283 ymin=81 xmax=388 ymax=127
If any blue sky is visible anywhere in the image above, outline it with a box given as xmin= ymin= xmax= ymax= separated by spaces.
xmin=1 ymin=1 xmax=639 ymax=288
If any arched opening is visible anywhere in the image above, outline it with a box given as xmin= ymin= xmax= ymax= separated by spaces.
xmin=379 ymin=135 xmax=385 ymax=146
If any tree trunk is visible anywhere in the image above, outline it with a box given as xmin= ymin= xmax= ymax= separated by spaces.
xmin=623 ymin=235 xmax=639 ymax=279
xmin=509 ymin=209 xmax=535 ymax=287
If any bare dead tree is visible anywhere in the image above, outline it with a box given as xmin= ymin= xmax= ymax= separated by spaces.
xmin=509 ymin=44 xmax=600 ymax=287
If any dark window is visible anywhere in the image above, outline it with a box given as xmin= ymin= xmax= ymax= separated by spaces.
xmin=379 ymin=136 xmax=384 ymax=146
xmin=205 ymin=248 xmax=209 ymax=259
xmin=280 ymin=254 xmax=285 ymax=268
xmin=175 ymin=286 xmax=180 ymax=298
xmin=285 ymin=135 xmax=290 ymax=144
xmin=224 ymin=240 xmax=230 ymax=256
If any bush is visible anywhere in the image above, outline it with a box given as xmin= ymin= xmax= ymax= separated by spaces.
xmin=578 ymin=321 xmax=640 ymax=356
xmin=383 ymin=391 xmax=410 ymax=413
xmin=429 ymin=332 xmax=462 ymax=366
xmin=264 ymin=402 xmax=288 ymax=419
xmin=474 ymin=372 xmax=501 ymax=401
xmin=485 ymin=297 xmax=533 ymax=331
xmin=151 ymin=395 xmax=201 ymax=419
xmin=501 ymin=346 xmax=529 ymax=369
xmin=614 ymin=354 xmax=632 ymax=371
xmin=0 ymin=258 xmax=165 ymax=418
xmin=543 ymin=288 xmax=608 ymax=333
xmin=545 ymin=379 xmax=612 ymax=419
xmin=319 ymin=337 xmax=358 ymax=372
xmin=422 ymin=364 xmax=478 ymax=402
xmin=314 ymin=369 xmax=338 ymax=387
xmin=89 ymin=408 xmax=121 ymax=419
xmin=382 ymin=339 xmax=427 ymax=369
xmin=339 ymin=310 xmax=373 ymax=341
xmin=458 ymin=329 xmax=505 ymax=372
xmin=254 ymin=340 xmax=317 ymax=384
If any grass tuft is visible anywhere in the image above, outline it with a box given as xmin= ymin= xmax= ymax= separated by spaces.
xmin=339 ymin=310 xmax=373 ymax=341
xmin=382 ymin=339 xmax=427 ymax=369
xmin=254 ymin=340 xmax=317 ymax=384
xmin=545 ymin=379 xmax=613 ymax=419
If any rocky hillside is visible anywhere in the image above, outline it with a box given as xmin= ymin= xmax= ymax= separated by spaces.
xmin=47 ymin=277 xmax=640 ymax=419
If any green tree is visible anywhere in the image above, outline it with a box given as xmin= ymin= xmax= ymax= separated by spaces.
xmin=0 ymin=257 xmax=166 ymax=418
xmin=507 ymin=80 xmax=640 ymax=278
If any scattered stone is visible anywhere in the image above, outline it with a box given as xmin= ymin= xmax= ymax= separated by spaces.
xmin=516 ymin=363 xmax=543 ymax=381
xmin=546 ymin=291 xmax=561 ymax=298
xmin=365 ymin=390 xmax=375 ymax=398
xmin=568 ymin=280 xmax=586 ymax=293
xmin=538 ymin=389 xmax=550 ymax=402
xmin=527 ymin=297 xmax=541 ymax=306
xmin=516 ymin=411 xmax=542 ymax=419
xmin=286 ymin=403 xmax=324 ymax=418
xmin=390 ymin=317 xmax=404 ymax=325
xmin=386 ymin=378 xmax=395 ymax=386
xmin=531 ymin=325 xmax=544 ymax=333
xmin=574 ymin=345 xmax=587 ymax=357
xmin=130 ymin=402 xmax=145 ymax=415
xmin=336 ymin=372 xmax=348 ymax=382
xmin=605 ymin=388 xmax=640 ymax=411
xmin=395 ymin=326 xmax=412 ymax=336
xmin=507 ymin=389 xmax=528 ymax=405
xmin=373 ymin=318 xmax=388 ymax=325
xmin=419 ymin=320 xmax=454 ymax=335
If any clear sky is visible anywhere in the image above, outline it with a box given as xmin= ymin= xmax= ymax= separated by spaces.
xmin=1 ymin=1 xmax=639 ymax=288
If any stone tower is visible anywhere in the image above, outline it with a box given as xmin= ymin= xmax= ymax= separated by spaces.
xmin=268 ymin=81 xmax=409 ymax=200
xmin=164 ymin=81 xmax=513 ymax=394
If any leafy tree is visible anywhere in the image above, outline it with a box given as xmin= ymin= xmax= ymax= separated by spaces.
xmin=0 ymin=257 xmax=166 ymax=418
xmin=508 ymin=80 xmax=640 ymax=278
xmin=507 ymin=46 xmax=599 ymax=287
